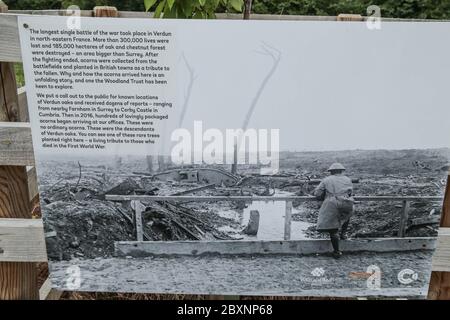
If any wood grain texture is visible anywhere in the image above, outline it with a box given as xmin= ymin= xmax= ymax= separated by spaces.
xmin=0 ymin=126 xmax=34 ymax=166
xmin=93 ymin=6 xmax=118 ymax=17
xmin=0 ymin=2 xmax=38 ymax=298
xmin=27 ymin=166 xmax=38 ymax=201
xmin=0 ymin=167 xmax=38 ymax=299
xmin=0 ymin=14 xmax=20 ymax=63
xmin=0 ymin=62 xmax=19 ymax=121
xmin=428 ymin=272 xmax=450 ymax=300
xmin=17 ymin=87 xmax=29 ymax=122
xmin=428 ymin=172 xmax=450 ymax=299
xmin=0 ymin=218 xmax=46 ymax=262
xmin=39 ymin=277 xmax=62 ymax=300
xmin=0 ymin=262 xmax=38 ymax=299
xmin=431 ymin=228 xmax=450 ymax=272
xmin=0 ymin=166 xmax=31 ymax=217
xmin=337 ymin=13 xmax=363 ymax=21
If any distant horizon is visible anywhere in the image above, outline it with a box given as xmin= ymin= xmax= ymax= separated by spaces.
xmin=36 ymin=146 xmax=450 ymax=162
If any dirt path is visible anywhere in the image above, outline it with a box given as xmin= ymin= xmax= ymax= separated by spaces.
xmin=49 ymin=250 xmax=432 ymax=298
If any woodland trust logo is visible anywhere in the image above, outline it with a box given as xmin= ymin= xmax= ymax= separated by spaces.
xmin=297 ymin=267 xmax=332 ymax=286
xmin=311 ymin=267 xmax=326 ymax=278
xmin=171 ymin=121 xmax=280 ymax=174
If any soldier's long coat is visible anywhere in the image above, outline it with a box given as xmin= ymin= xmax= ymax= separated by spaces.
xmin=313 ymin=174 xmax=354 ymax=231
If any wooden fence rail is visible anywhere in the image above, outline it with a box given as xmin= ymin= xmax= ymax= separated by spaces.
xmin=0 ymin=2 xmax=119 ymax=300
xmin=0 ymin=4 xmax=449 ymax=300
xmin=105 ymin=195 xmax=444 ymax=241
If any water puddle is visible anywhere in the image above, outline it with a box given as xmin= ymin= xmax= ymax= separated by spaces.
xmin=218 ymin=191 xmax=312 ymax=240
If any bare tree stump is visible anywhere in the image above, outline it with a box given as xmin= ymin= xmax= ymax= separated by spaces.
xmin=243 ymin=210 xmax=259 ymax=236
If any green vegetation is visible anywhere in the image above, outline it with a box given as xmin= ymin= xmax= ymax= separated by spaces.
xmin=144 ymin=0 xmax=243 ymax=19
xmin=14 ymin=64 xmax=25 ymax=87
xmin=251 ymin=0 xmax=450 ymax=20
xmin=5 ymin=0 xmax=450 ymax=20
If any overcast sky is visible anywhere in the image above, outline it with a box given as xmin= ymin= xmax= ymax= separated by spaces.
xmin=21 ymin=17 xmax=450 ymax=155
xmin=176 ymin=20 xmax=450 ymax=152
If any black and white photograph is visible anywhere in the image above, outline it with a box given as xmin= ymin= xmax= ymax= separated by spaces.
xmin=16 ymin=16 xmax=450 ymax=298
xmin=37 ymin=148 xmax=449 ymax=297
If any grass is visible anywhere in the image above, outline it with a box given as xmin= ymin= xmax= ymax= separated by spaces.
xmin=14 ymin=63 xmax=25 ymax=87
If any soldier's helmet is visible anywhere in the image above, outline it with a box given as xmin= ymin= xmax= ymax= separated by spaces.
xmin=327 ymin=163 xmax=346 ymax=172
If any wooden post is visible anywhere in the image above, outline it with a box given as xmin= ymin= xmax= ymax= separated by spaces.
xmin=231 ymin=142 xmax=237 ymax=174
xmin=0 ymin=64 xmax=20 ymax=121
xmin=284 ymin=201 xmax=292 ymax=240
xmin=397 ymin=200 xmax=410 ymax=237
xmin=0 ymin=0 xmax=38 ymax=300
xmin=131 ymin=201 xmax=144 ymax=242
xmin=243 ymin=0 xmax=252 ymax=20
xmin=428 ymin=170 xmax=450 ymax=299
xmin=93 ymin=6 xmax=118 ymax=17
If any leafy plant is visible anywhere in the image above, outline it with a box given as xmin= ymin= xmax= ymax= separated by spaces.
xmin=250 ymin=0 xmax=450 ymax=20
xmin=6 ymin=0 xmax=450 ymax=20
xmin=14 ymin=63 xmax=25 ymax=87
xmin=144 ymin=0 xmax=244 ymax=18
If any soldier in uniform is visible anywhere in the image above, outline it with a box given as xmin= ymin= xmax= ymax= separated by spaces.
xmin=313 ymin=163 xmax=354 ymax=259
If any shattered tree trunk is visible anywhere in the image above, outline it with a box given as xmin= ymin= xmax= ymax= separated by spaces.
xmin=243 ymin=210 xmax=260 ymax=236
xmin=158 ymin=155 xmax=166 ymax=172
xmin=231 ymin=143 xmax=238 ymax=175
xmin=146 ymin=155 xmax=154 ymax=173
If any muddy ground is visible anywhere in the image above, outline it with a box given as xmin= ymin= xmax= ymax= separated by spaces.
xmin=49 ymin=250 xmax=432 ymax=297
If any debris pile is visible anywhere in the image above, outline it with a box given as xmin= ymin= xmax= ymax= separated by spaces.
xmin=43 ymin=200 xmax=135 ymax=261
xmin=38 ymin=162 xmax=240 ymax=261
xmin=142 ymin=201 xmax=236 ymax=241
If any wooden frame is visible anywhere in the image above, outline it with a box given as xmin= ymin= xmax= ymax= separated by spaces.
xmin=116 ymin=238 xmax=437 ymax=257
xmin=105 ymin=195 xmax=443 ymax=241
xmin=0 ymin=4 xmax=449 ymax=300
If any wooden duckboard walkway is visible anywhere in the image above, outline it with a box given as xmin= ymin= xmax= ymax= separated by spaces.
xmin=115 ymin=238 xmax=436 ymax=257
